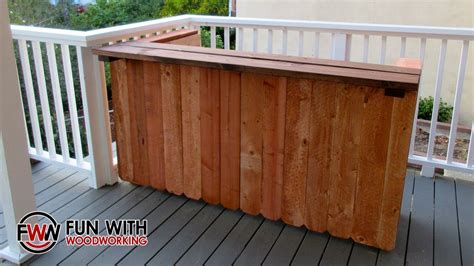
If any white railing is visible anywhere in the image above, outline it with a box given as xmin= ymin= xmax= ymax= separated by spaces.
xmin=10 ymin=15 xmax=474 ymax=185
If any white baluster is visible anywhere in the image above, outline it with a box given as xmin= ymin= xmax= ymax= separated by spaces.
xmin=46 ymin=42 xmax=69 ymax=161
xmin=61 ymin=44 xmax=83 ymax=164
xmin=32 ymin=41 xmax=56 ymax=158
xmin=446 ymin=40 xmax=469 ymax=163
xmin=18 ymin=40 xmax=43 ymax=154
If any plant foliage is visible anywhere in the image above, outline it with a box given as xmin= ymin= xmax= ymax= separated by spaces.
xmin=418 ymin=96 xmax=453 ymax=123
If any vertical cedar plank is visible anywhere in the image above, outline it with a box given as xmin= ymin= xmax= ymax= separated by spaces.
xmin=200 ymin=68 xmax=221 ymax=204
xmin=261 ymin=76 xmax=287 ymax=220
xmin=110 ymin=60 xmax=133 ymax=181
xmin=126 ymin=60 xmax=149 ymax=185
xmin=220 ymin=70 xmax=241 ymax=209
xmin=282 ymin=78 xmax=311 ymax=226
xmin=240 ymin=72 xmax=264 ymax=215
xmin=351 ymin=88 xmax=394 ymax=247
xmin=161 ymin=63 xmax=184 ymax=195
xmin=143 ymin=61 xmax=166 ymax=189
xmin=305 ymin=80 xmax=336 ymax=232
xmin=180 ymin=65 xmax=202 ymax=200
xmin=327 ymin=84 xmax=365 ymax=238
xmin=376 ymin=91 xmax=417 ymax=250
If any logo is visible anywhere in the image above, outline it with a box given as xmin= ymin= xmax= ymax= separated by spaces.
xmin=17 ymin=211 xmax=61 ymax=254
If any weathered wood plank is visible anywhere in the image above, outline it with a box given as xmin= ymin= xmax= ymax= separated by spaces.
xmin=143 ymin=61 xmax=166 ymax=189
xmin=261 ymin=76 xmax=287 ymax=220
xmin=177 ymin=209 xmax=243 ymax=266
xmin=234 ymin=219 xmax=284 ymax=265
xmin=291 ymin=231 xmax=329 ymax=265
xmin=377 ymin=171 xmax=415 ymax=266
xmin=282 ymin=78 xmax=312 ymax=226
xmin=32 ymin=164 xmax=63 ymax=183
xmin=161 ymin=63 xmax=184 ymax=195
xmin=88 ymin=195 xmax=187 ymax=266
xmin=58 ymin=186 xmax=155 ymax=265
xmin=319 ymin=237 xmax=353 ymax=266
xmin=126 ymin=59 xmax=149 ymax=185
xmin=240 ymin=72 xmax=264 ymax=215
xmin=327 ymin=84 xmax=365 ymax=238
xmin=352 ymin=88 xmax=394 ymax=247
xmin=406 ymin=174 xmax=434 ymax=266
xmin=35 ymin=171 xmax=87 ymax=206
xmin=37 ymin=177 xmax=85 ymax=213
xmin=219 ymin=70 xmax=241 ymax=210
xmin=200 ymin=68 xmax=221 ymax=204
xmin=305 ymin=80 xmax=336 ymax=232
xmin=62 ymin=191 xmax=169 ymax=265
xmin=263 ymin=225 xmax=306 ymax=265
xmin=111 ymin=59 xmax=134 ymax=181
xmin=34 ymin=168 xmax=76 ymax=194
xmin=348 ymin=244 xmax=378 ymax=266
xmin=433 ymin=177 xmax=461 ymax=266
xmin=147 ymin=205 xmax=224 ymax=265
xmin=205 ymin=215 xmax=263 ymax=265
xmin=376 ymin=91 xmax=417 ymax=250
xmin=180 ymin=65 xmax=202 ymax=199
xmin=30 ymin=183 xmax=138 ymax=265
xmin=117 ymin=200 xmax=205 ymax=266
xmin=456 ymin=179 xmax=474 ymax=266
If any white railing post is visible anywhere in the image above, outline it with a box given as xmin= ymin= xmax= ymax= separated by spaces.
xmin=77 ymin=46 xmax=117 ymax=188
xmin=0 ymin=1 xmax=36 ymax=263
xmin=331 ymin=33 xmax=349 ymax=60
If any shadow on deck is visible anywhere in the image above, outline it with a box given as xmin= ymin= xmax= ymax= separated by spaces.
xmin=0 ymin=161 xmax=472 ymax=266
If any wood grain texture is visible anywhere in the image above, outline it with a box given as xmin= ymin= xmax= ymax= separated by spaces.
xmin=126 ymin=59 xmax=149 ymax=185
xmin=220 ymin=70 xmax=241 ymax=210
xmin=240 ymin=72 xmax=264 ymax=215
xmin=200 ymin=68 xmax=221 ymax=204
xmin=305 ymin=80 xmax=336 ymax=232
xmin=282 ymin=78 xmax=312 ymax=226
xmin=107 ymin=49 xmax=421 ymax=250
xmin=351 ymin=88 xmax=394 ymax=246
xmin=110 ymin=60 xmax=133 ymax=181
xmin=376 ymin=91 xmax=417 ymax=250
xmin=161 ymin=63 xmax=184 ymax=195
xmin=261 ymin=76 xmax=287 ymax=220
xmin=327 ymin=84 xmax=365 ymax=238
xmin=143 ymin=61 xmax=166 ymax=189
xmin=180 ymin=65 xmax=202 ymax=199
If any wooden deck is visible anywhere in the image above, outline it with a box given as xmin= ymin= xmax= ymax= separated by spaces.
xmin=0 ymin=161 xmax=472 ymax=266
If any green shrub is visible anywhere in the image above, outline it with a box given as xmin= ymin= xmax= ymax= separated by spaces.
xmin=418 ymin=96 xmax=453 ymax=123
xmin=200 ymin=28 xmax=224 ymax=48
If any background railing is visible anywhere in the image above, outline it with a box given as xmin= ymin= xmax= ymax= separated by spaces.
xmin=10 ymin=15 xmax=474 ymax=186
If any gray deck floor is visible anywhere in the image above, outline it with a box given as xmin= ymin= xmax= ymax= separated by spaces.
xmin=0 ymin=161 xmax=472 ymax=266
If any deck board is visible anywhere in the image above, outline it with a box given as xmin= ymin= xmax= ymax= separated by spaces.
xmin=434 ymin=177 xmax=461 ymax=266
xmin=406 ymin=174 xmax=434 ymax=266
xmin=234 ymin=219 xmax=285 ymax=265
xmin=319 ymin=237 xmax=354 ymax=266
xmin=205 ymin=214 xmax=263 ymax=265
xmin=377 ymin=171 xmax=415 ymax=266
xmin=456 ymin=179 xmax=474 ymax=266
xmin=176 ymin=209 xmax=243 ymax=266
xmin=291 ymin=231 xmax=329 ymax=265
xmin=0 ymin=163 xmax=470 ymax=266
xmin=263 ymin=225 xmax=306 ymax=265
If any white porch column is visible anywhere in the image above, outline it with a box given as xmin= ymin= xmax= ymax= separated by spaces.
xmin=0 ymin=1 xmax=37 ymax=263
xmin=77 ymin=47 xmax=117 ymax=188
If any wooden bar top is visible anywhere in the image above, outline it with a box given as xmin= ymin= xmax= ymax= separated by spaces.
xmin=93 ymin=42 xmax=421 ymax=90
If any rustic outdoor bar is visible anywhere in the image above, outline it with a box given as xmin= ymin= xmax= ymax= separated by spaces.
xmin=93 ymin=32 xmax=421 ymax=251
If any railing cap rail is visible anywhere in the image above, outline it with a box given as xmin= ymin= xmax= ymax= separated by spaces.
xmin=189 ymin=15 xmax=474 ymax=40
xmin=10 ymin=14 xmax=474 ymax=47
